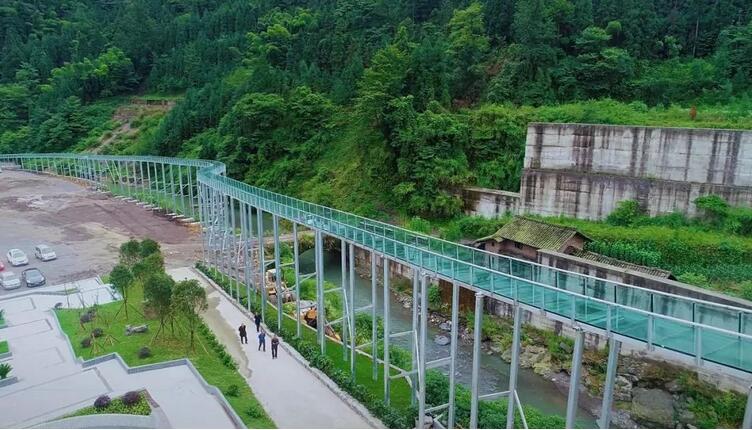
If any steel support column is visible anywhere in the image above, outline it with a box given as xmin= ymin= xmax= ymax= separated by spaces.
xmin=448 ymin=280 xmax=460 ymax=429
xmin=598 ymin=339 xmax=621 ymax=429
xmin=294 ymin=223 xmax=301 ymax=338
xmin=349 ymin=242 xmax=356 ymax=378
xmin=315 ymin=230 xmax=325 ymax=353
xmin=470 ymin=292 xmax=484 ymax=429
xmin=743 ymin=385 xmax=752 ymax=429
xmin=383 ymin=258 xmax=391 ymax=404
xmin=258 ymin=210 xmax=266 ymax=322
xmin=417 ymin=274 xmax=429 ymax=428
xmin=566 ymin=328 xmax=585 ymax=429
xmin=371 ymin=250 xmax=378 ymax=381
xmin=341 ymin=239 xmax=349 ymax=362
xmin=507 ymin=305 xmax=523 ymax=429
xmin=273 ymin=214 xmax=283 ymax=332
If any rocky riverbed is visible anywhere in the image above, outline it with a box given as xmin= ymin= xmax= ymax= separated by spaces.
xmin=394 ymin=291 xmax=717 ymax=429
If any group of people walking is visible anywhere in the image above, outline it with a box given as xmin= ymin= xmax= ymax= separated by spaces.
xmin=238 ymin=313 xmax=280 ymax=359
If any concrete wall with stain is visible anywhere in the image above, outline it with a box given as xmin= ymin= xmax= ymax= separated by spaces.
xmin=465 ymin=122 xmax=752 ymax=219
xmin=521 ymin=123 xmax=752 ymax=219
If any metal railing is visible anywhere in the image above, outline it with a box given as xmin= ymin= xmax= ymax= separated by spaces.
xmin=4 ymin=152 xmax=752 ymax=374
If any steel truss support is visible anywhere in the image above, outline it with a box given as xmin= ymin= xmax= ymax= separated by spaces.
xmin=566 ymin=327 xmax=585 ymax=429
xmin=598 ymin=338 xmax=621 ymax=429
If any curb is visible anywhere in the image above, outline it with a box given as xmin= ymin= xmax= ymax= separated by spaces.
xmin=192 ymin=267 xmax=386 ymax=429
xmin=0 ymin=376 xmax=19 ymax=388
xmin=0 ymin=351 xmax=11 ymax=360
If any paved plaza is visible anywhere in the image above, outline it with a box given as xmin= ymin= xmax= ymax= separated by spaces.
xmin=0 ymin=279 xmax=239 ymax=428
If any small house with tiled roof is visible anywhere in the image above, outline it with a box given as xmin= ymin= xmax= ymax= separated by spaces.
xmin=475 ymin=217 xmax=590 ymax=260
xmin=474 ymin=217 xmax=674 ymax=281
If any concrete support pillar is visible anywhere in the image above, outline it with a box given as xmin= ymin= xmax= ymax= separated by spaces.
xmin=566 ymin=328 xmax=585 ymax=429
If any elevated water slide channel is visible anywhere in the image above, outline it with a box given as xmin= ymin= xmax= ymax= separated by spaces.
xmin=3 ymin=153 xmax=752 ymax=429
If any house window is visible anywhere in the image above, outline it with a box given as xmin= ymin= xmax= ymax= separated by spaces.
xmin=514 ymin=242 xmax=523 ymax=250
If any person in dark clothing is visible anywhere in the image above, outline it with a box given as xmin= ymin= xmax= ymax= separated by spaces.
xmin=271 ymin=335 xmax=279 ymax=359
xmin=254 ymin=314 xmax=262 ymax=332
xmin=238 ymin=323 xmax=247 ymax=344
xmin=258 ymin=329 xmax=266 ymax=351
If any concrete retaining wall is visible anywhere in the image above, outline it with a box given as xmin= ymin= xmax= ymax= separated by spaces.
xmin=462 ymin=186 xmax=520 ymax=217
xmin=520 ymin=123 xmax=752 ymax=219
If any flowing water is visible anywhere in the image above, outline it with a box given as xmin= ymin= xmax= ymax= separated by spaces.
xmin=298 ymin=249 xmax=598 ymax=426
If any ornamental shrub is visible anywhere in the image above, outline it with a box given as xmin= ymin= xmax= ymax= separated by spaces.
xmin=91 ymin=327 xmax=104 ymax=338
xmin=81 ymin=337 xmax=92 ymax=348
xmin=94 ymin=394 xmax=111 ymax=409
xmin=225 ymin=384 xmax=240 ymax=397
xmin=122 ymin=391 xmax=142 ymax=406
xmin=137 ymin=346 xmax=152 ymax=359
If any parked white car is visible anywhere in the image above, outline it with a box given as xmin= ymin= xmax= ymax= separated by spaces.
xmin=0 ymin=271 xmax=21 ymax=290
xmin=7 ymin=249 xmax=28 ymax=266
xmin=34 ymin=244 xmax=57 ymax=261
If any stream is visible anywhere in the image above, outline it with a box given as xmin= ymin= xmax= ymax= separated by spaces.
xmin=298 ymin=249 xmax=598 ymax=427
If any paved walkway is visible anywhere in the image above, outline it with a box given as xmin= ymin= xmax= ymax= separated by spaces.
xmin=169 ymin=267 xmax=377 ymax=429
xmin=0 ymin=279 xmax=238 ymax=428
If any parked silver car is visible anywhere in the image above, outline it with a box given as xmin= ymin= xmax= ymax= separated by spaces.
xmin=6 ymin=248 xmax=28 ymax=266
xmin=0 ymin=271 xmax=21 ymax=290
xmin=34 ymin=244 xmax=57 ymax=261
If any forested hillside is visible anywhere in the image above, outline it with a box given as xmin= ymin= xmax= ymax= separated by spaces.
xmin=2 ymin=0 xmax=752 ymax=219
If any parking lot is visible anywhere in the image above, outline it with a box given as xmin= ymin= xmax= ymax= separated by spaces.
xmin=0 ymin=169 xmax=201 ymax=293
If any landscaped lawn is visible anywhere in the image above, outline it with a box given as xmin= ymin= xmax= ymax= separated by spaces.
xmin=56 ymin=284 xmax=274 ymax=429
xmin=0 ymin=340 xmax=8 ymax=354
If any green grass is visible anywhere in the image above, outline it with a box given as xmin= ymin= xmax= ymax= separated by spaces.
xmin=0 ymin=340 xmax=8 ymax=354
xmin=55 ymin=284 xmax=274 ymax=428
xmin=65 ymin=392 xmax=151 ymax=417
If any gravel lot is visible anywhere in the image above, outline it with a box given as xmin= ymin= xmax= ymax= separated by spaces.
xmin=0 ymin=169 xmax=201 ymax=292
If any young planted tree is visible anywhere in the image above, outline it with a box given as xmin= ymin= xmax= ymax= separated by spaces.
xmin=172 ymin=280 xmax=208 ymax=349
xmin=143 ymin=273 xmax=175 ymax=341
xmin=110 ymin=264 xmax=134 ymax=319
xmin=139 ymin=238 xmax=161 ymax=258
xmin=119 ymin=240 xmax=142 ymax=267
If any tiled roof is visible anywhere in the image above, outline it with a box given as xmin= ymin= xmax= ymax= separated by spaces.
xmin=570 ymin=249 xmax=674 ymax=279
xmin=477 ymin=217 xmax=586 ymax=251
